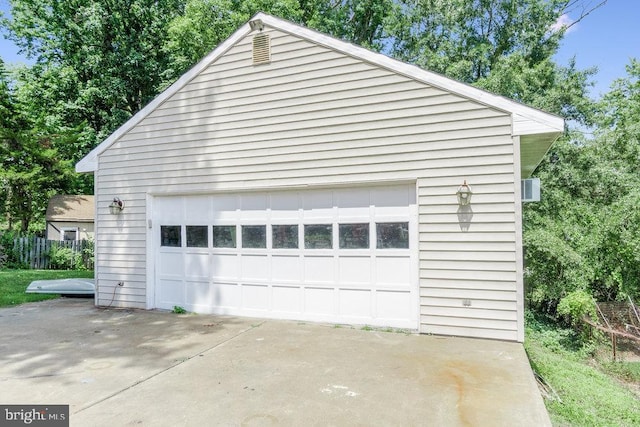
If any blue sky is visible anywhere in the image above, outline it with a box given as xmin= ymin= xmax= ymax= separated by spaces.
xmin=553 ymin=0 xmax=639 ymax=98
xmin=0 ymin=0 xmax=638 ymax=99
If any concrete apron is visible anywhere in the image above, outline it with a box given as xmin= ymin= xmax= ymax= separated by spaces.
xmin=0 ymin=299 xmax=550 ymax=427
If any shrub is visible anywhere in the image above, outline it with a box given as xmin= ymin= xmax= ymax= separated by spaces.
xmin=47 ymin=245 xmax=76 ymax=270
xmin=0 ymin=244 xmax=7 ymax=269
xmin=557 ymin=290 xmax=597 ymax=328
xmin=0 ymin=232 xmax=27 ymax=269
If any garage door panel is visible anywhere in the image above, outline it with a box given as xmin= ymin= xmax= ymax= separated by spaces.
xmin=376 ymin=257 xmax=411 ymax=287
xmin=212 ymin=195 xmax=239 ymax=220
xmin=270 ymin=192 xmax=300 ymax=214
xmin=185 ymin=281 xmax=212 ymax=309
xmin=373 ymin=186 xmax=415 ymax=206
xmin=159 ymin=252 xmax=183 ymax=275
xmin=304 ymin=256 xmax=335 ymax=283
xmin=157 ymin=279 xmax=184 ymax=308
xmin=156 ymin=197 xmax=183 ymax=222
xmin=212 ymin=282 xmax=241 ymax=308
xmin=272 ymin=255 xmax=301 ymax=281
xmin=241 ymin=194 xmax=268 ymax=218
xmin=185 ymin=196 xmax=211 ymax=222
xmin=302 ymin=191 xmax=334 ymax=218
xmin=242 ymin=284 xmax=269 ymax=310
xmin=376 ymin=291 xmax=412 ymax=320
xmin=241 ymin=255 xmax=270 ymax=281
xmin=213 ymin=211 xmax=238 ymax=221
xmin=305 ymin=287 xmax=335 ymax=315
xmin=185 ymin=253 xmax=209 ymax=279
xmin=336 ymin=188 xmax=370 ymax=217
xmin=272 ymin=286 xmax=302 ymax=313
xmin=338 ymin=256 xmax=371 ymax=285
xmin=211 ymin=254 xmax=239 ymax=280
xmin=339 ymin=289 xmax=372 ymax=318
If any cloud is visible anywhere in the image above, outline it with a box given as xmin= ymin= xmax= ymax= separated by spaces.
xmin=550 ymin=14 xmax=577 ymax=34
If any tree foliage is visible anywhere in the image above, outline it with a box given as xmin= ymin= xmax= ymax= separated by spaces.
xmin=385 ymin=0 xmax=565 ymax=83
xmin=2 ymin=0 xmax=184 ymax=140
xmin=524 ymin=60 xmax=640 ymax=314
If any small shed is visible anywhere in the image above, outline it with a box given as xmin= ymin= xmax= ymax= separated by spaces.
xmin=45 ymin=195 xmax=95 ymax=241
xmin=76 ymin=13 xmax=564 ymax=341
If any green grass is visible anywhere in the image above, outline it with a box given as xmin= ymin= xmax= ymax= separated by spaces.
xmin=601 ymin=360 xmax=640 ymax=384
xmin=0 ymin=269 xmax=94 ymax=307
xmin=525 ymin=312 xmax=640 ymax=426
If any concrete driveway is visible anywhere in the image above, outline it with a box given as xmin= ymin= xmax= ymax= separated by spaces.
xmin=0 ymin=299 xmax=550 ymax=426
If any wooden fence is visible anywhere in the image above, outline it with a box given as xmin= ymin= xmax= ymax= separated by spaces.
xmin=12 ymin=236 xmax=94 ymax=270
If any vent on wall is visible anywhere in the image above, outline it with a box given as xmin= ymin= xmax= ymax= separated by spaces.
xmin=252 ymin=33 xmax=271 ymax=65
xmin=521 ymin=178 xmax=541 ymax=202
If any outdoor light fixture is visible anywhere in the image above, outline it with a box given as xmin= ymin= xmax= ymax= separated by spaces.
xmin=249 ymin=19 xmax=264 ymax=31
xmin=109 ymin=197 xmax=125 ymax=215
xmin=456 ymin=180 xmax=472 ymax=206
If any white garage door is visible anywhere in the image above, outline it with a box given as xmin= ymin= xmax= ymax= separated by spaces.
xmin=152 ymin=185 xmax=418 ymax=329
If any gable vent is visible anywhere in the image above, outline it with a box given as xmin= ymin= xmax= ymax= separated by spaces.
xmin=252 ymin=33 xmax=271 ymax=65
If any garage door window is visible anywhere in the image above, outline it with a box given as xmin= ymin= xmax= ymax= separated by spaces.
xmin=339 ymin=223 xmax=369 ymax=249
xmin=376 ymin=222 xmax=409 ymax=249
xmin=242 ymin=225 xmax=266 ymax=248
xmin=161 ymin=225 xmax=182 ymax=247
xmin=186 ymin=226 xmax=208 ymax=248
xmin=213 ymin=225 xmax=236 ymax=248
xmin=272 ymin=225 xmax=298 ymax=249
xmin=304 ymin=224 xmax=332 ymax=249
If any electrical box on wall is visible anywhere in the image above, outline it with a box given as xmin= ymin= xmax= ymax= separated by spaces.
xmin=521 ymin=178 xmax=541 ymax=202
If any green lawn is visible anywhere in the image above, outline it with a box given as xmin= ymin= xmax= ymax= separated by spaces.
xmin=525 ymin=312 xmax=640 ymax=426
xmin=0 ymin=269 xmax=94 ymax=307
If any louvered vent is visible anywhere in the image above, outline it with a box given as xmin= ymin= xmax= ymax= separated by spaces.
xmin=252 ymin=33 xmax=271 ymax=65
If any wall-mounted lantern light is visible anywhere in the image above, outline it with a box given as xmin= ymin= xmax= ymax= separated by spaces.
xmin=109 ymin=197 xmax=125 ymax=215
xmin=456 ymin=180 xmax=472 ymax=206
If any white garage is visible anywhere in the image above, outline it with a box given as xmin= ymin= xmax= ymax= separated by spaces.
xmin=152 ymin=185 xmax=418 ymax=329
xmin=77 ymin=13 xmax=564 ymax=341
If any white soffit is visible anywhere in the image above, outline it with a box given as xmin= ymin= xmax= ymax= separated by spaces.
xmin=76 ymin=12 xmax=564 ymax=173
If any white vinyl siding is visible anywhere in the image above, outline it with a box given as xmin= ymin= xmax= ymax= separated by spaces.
xmin=95 ymin=29 xmax=520 ymax=339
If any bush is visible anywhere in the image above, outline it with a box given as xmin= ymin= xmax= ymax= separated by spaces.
xmin=557 ymin=290 xmax=597 ymax=328
xmin=0 ymin=232 xmax=27 ymax=269
xmin=0 ymin=244 xmax=7 ymax=269
xmin=47 ymin=245 xmax=77 ymax=270
xmin=47 ymin=240 xmax=93 ymax=270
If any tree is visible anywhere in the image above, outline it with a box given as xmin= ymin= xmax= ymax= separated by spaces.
xmin=523 ymin=59 xmax=640 ymax=314
xmin=2 ymin=0 xmax=184 ymax=141
xmin=304 ymin=0 xmax=394 ymax=50
xmin=385 ymin=0 xmax=565 ymax=83
xmin=476 ymin=55 xmax=596 ymax=125
xmin=161 ymin=0 xmax=302 ymax=83
xmin=0 ymin=60 xmax=84 ymax=232
xmin=161 ymin=0 xmax=398 ymax=84
xmin=0 ymin=128 xmax=76 ymax=232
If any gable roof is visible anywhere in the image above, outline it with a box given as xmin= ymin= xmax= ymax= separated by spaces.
xmin=46 ymin=195 xmax=95 ymax=222
xmin=76 ymin=12 xmax=564 ymax=173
